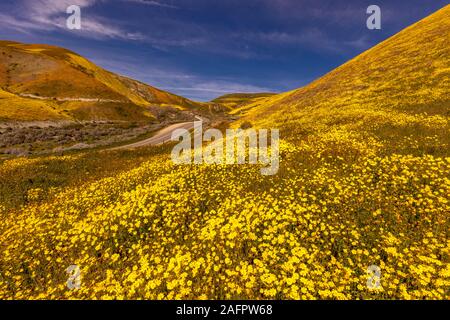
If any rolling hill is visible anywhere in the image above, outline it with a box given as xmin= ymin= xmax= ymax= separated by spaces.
xmin=0 ymin=41 xmax=205 ymax=122
xmin=212 ymin=92 xmax=276 ymax=110
xmin=239 ymin=5 xmax=450 ymax=155
xmin=0 ymin=6 xmax=449 ymax=301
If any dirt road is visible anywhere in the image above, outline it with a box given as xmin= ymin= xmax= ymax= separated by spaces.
xmin=111 ymin=121 xmax=195 ymax=150
xmin=19 ymin=93 xmax=123 ymax=103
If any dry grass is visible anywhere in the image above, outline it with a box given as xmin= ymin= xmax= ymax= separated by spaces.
xmin=0 ymin=41 xmax=207 ymax=122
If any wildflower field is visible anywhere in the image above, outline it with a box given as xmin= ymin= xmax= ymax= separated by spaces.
xmin=0 ymin=5 xmax=449 ymax=300
xmin=0 ymin=126 xmax=449 ymax=300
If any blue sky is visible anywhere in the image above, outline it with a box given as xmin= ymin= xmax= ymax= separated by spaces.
xmin=0 ymin=0 xmax=447 ymax=101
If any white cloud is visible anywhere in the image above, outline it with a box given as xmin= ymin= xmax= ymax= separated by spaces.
xmin=0 ymin=13 xmax=50 ymax=33
xmin=84 ymin=52 xmax=275 ymax=101
xmin=234 ymin=28 xmax=372 ymax=54
xmin=123 ymin=0 xmax=178 ymax=9
xmin=164 ymin=83 xmax=273 ymax=94
xmin=161 ymin=81 xmax=276 ymax=101
xmin=0 ymin=0 xmax=146 ymax=41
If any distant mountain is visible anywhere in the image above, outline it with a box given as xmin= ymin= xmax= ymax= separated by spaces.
xmin=212 ymin=92 xmax=277 ymax=109
xmin=0 ymin=41 xmax=204 ymax=122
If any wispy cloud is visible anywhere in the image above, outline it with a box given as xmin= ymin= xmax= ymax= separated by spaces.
xmin=0 ymin=13 xmax=49 ymax=34
xmin=0 ymin=0 xmax=195 ymax=45
xmin=0 ymin=0 xmax=374 ymax=55
xmin=85 ymin=52 xmax=276 ymax=101
xmin=233 ymin=28 xmax=372 ymax=54
xmin=163 ymin=82 xmax=276 ymax=101
xmin=0 ymin=0 xmax=146 ymax=41
xmin=164 ymin=82 xmax=274 ymax=94
xmin=123 ymin=0 xmax=179 ymax=9
xmin=1 ymin=0 xmax=442 ymax=101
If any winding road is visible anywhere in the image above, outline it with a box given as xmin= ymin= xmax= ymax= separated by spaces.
xmin=111 ymin=121 xmax=195 ymax=150
xmin=18 ymin=93 xmax=123 ymax=103
xmin=112 ymin=116 xmax=209 ymax=150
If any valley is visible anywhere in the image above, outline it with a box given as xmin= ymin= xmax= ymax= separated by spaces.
xmin=0 ymin=4 xmax=449 ymax=300
xmin=0 ymin=41 xmax=234 ymax=156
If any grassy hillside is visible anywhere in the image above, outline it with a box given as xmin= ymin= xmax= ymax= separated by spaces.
xmin=0 ymin=6 xmax=449 ymax=300
xmin=238 ymin=5 xmax=450 ymax=156
xmin=0 ymin=87 xmax=67 ymax=121
xmin=0 ymin=41 xmax=204 ymax=122
xmin=212 ymin=92 xmax=277 ymax=110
